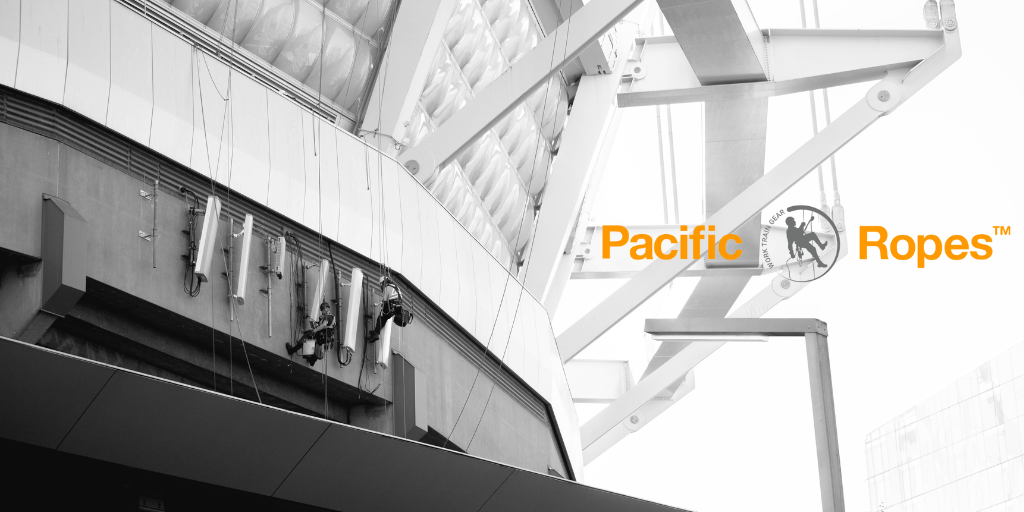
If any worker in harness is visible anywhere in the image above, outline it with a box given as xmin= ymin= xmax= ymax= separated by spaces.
xmin=366 ymin=276 xmax=413 ymax=344
xmin=286 ymin=301 xmax=336 ymax=366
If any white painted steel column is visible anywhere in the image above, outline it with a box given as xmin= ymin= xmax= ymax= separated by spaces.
xmin=543 ymin=108 xmax=622 ymax=314
xmin=523 ymin=25 xmax=636 ymax=302
xmin=359 ymin=0 xmax=459 ymax=155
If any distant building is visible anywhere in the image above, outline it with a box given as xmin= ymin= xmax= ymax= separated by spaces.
xmin=865 ymin=341 xmax=1024 ymax=511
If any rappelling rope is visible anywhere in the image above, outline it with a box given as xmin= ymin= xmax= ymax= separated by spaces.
xmin=446 ymin=0 xmax=573 ymax=451
xmin=800 ymin=0 xmax=843 ymax=227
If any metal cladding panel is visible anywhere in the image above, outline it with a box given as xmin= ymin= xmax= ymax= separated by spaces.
xmin=536 ymin=307 xmax=554 ymax=403
xmin=415 ymin=185 xmax=443 ymax=306
xmin=190 ymin=51 xmax=230 ymax=184
xmin=64 ymin=0 xmax=110 ymax=125
xmin=551 ymin=359 xmax=584 ymax=476
xmin=521 ymin=298 xmax=541 ymax=391
xmin=0 ymin=0 xmax=18 ymax=87
xmin=365 ymin=154 xmax=386 ymax=262
xmin=435 ymin=203 xmax=461 ymax=319
xmin=398 ymin=170 xmax=424 ymax=285
xmin=59 ymin=371 xmax=329 ymax=496
xmin=0 ymin=340 xmax=114 ymax=450
xmin=107 ymin=3 xmax=153 ymax=145
xmin=266 ymin=92 xmax=305 ymax=221
xmin=453 ymin=227 xmax=476 ymax=336
xmin=274 ymin=424 xmax=516 ymax=512
xmin=15 ymin=0 xmax=67 ymax=104
xmin=318 ymin=123 xmax=342 ymax=241
xmin=486 ymin=257 xmax=511 ymax=350
xmin=150 ymin=27 xmax=194 ymax=167
xmin=228 ymin=73 xmax=271 ymax=204
xmin=470 ymin=241 xmax=494 ymax=343
xmin=505 ymin=297 xmax=526 ymax=377
xmin=336 ymin=132 xmax=372 ymax=257
xmin=301 ymin=113 xmax=323 ymax=231
xmin=489 ymin=279 xmax=522 ymax=360
xmin=381 ymin=158 xmax=404 ymax=274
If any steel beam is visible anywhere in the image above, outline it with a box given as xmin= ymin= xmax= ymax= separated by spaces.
xmin=523 ymin=24 xmax=637 ymax=302
xmin=543 ymin=96 xmax=624 ymax=314
xmin=618 ymin=29 xmax=945 ymax=107
xmin=767 ymin=29 xmax=944 ymax=82
xmin=656 ymin=0 xmax=767 ymax=85
xmin=359 ymin=0 xmax=459 ymax=155
xmin=532 ymin=0 xmax=617 ymax=78
xmin=399 ymin=0 xmax=645 ymax=180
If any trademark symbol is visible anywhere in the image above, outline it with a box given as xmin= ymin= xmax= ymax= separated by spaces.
xmin=993 ymin=226 xmax=1012 ymax=236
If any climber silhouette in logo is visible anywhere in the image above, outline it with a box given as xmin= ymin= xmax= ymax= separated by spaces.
xmin=786 ymin=216 xmax=829 ymax=268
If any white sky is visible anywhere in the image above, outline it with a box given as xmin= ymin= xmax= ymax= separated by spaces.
xmin=554 ymin=1 xmax=1024 ymax=511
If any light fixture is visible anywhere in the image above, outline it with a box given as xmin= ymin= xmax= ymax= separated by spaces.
xmin=651 ymin=334 xmax=769 ymax=343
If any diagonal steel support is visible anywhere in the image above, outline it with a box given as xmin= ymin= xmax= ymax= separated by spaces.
xmin=398 ymin=0 xmax=645 ymax=181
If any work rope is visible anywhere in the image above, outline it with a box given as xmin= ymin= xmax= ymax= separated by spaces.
xmin=445 ymin=0 xmax=571 ymax=451
xmin=799 ymin=0 xmax=844 ymax=229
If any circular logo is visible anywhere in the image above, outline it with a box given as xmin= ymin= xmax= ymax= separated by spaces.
xmin=760 ymin=205 xmax=840 ymax=283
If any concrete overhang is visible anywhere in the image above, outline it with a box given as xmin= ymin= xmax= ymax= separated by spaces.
xmin=0 ymin=336 xmax=690 ymax=512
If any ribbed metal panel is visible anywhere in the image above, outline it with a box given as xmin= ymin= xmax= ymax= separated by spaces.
xmin=0 ymin=83 xmax=549 ymax=424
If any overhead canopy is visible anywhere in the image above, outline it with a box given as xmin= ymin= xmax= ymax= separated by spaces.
xmin=0 ymin=336 xmax=688 ymax=512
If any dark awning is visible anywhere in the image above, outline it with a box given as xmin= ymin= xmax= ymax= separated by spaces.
xmin=0 ymin=336 xmax=689 ymax=512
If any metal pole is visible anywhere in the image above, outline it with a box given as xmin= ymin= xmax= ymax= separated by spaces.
xmin=655 ymin=105 xmax=670 ymax=224
xmin=267 ymin=239 xmax=273 ymax=337
xmin=805 ymin=332 xmax=845 ymax=512
xmin=229 ymin=218 xmax=234 ymax=323
xmin=152 ymin=177 xmax=158 ymax=269
xmin=665 ymin=105 xmax=680 ymax=224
